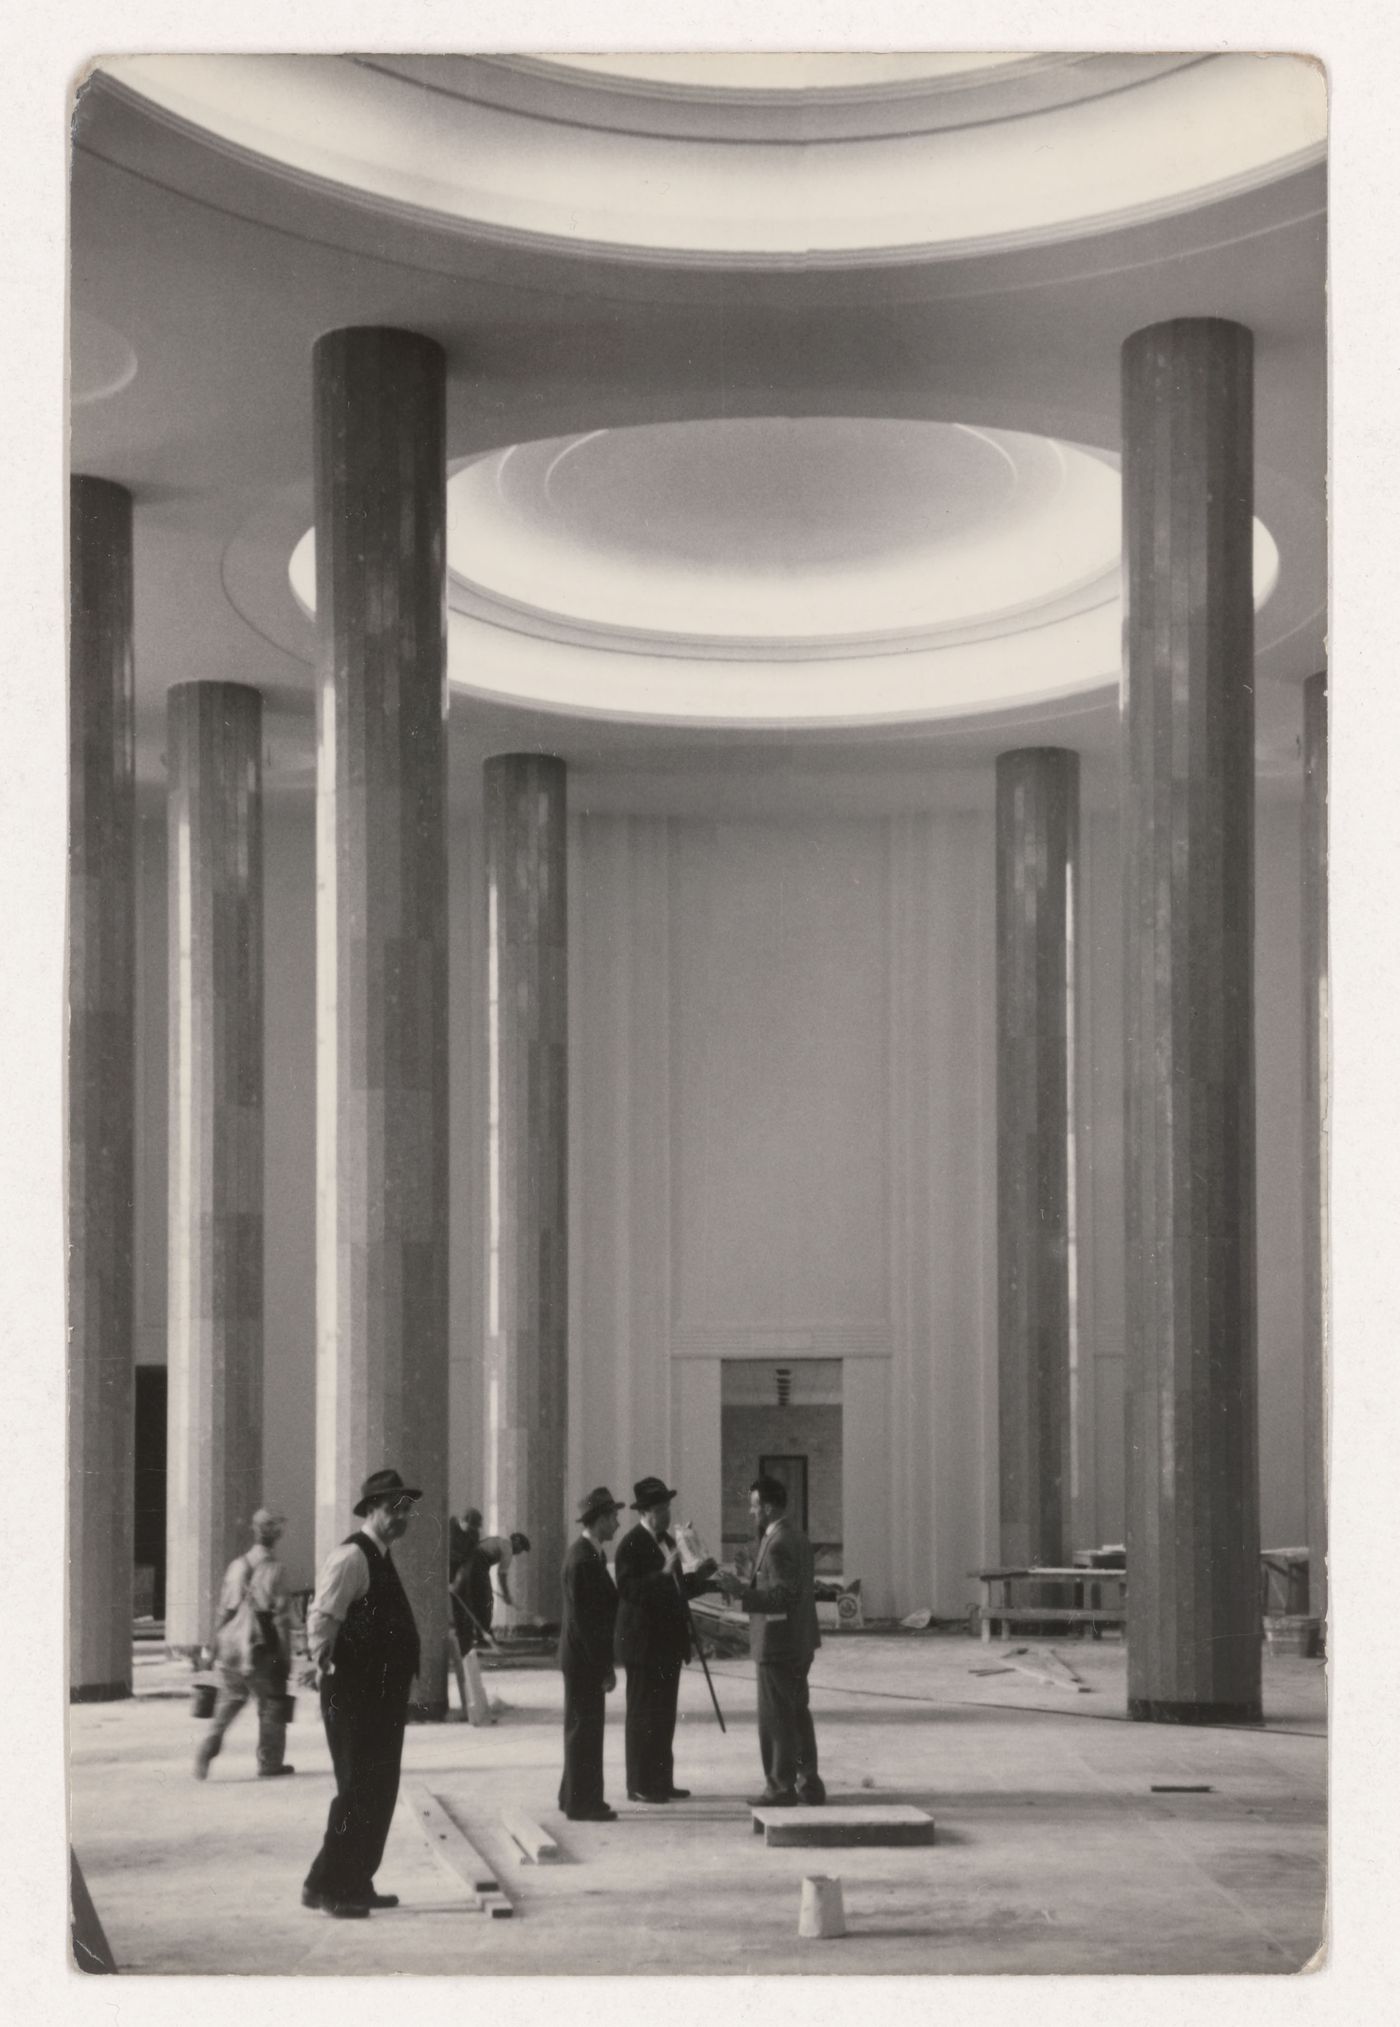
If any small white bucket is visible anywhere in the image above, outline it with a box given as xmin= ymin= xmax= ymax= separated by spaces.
xmin=798 ymin=1874 xmax=846 ymax=1939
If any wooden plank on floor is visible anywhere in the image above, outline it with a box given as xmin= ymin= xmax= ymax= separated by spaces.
xmin=400 ymin=1786 xmax=496 ymax=1904
xmin=501 ymin=1807 xmax=560 ymax=1863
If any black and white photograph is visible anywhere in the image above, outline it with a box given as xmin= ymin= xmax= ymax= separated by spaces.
xmin=11 ymin=2 xmax=1394 ymax=2004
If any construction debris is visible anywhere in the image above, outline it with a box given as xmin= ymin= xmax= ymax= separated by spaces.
xmin=799 ymin=1874 xmax=847 ymax=1938
xmin=402 ymin=1786 xmax=501 ymax=1909
xmin=502 ymin=1808 xmax=560 ymax=1863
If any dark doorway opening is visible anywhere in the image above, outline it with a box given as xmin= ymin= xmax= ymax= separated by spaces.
xmin=134 ymin=1365 xmax=167 ymax=1620
xmin=720 ymin=1359 xmax=843 ymax=1572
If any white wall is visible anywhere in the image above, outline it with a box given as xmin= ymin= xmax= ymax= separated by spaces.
xmin=568 ymin=810 xmax=999 ymax=1619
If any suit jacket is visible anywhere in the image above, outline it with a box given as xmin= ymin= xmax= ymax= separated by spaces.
xmin=558 ymin=1537 xmax=618 ymax=1680
xmin=613 ymin=1523 xmax=712 ymax=1669
xmin=740 ymin=1515 xmax=821 ymax=1669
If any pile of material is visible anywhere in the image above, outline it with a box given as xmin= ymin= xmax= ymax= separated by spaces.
xmin=688 ymin=1598 xmax=750 ymax=1657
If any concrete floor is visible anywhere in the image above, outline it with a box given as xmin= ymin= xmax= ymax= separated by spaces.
xmin=70 ymin=1634 xmax=1326 ymax=1977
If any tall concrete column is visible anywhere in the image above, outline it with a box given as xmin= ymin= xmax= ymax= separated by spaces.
xmin=1301 ymin=671 xmax=1328 ymax=1638
xmin=314 ymin=328 xmax=449 ymax=1713
xmin=1122 ymin=318 xmax=1262 ymax=1724
xmin=485 ymin=754 xmax=567 ymax=1624
xmin=164 ymin=683 xmax=264 ymax=1654
xmin=996 ymin=748 xmax=1079 ymax=1567
xmin=68 ymin=475 xmax=136 ymax=1701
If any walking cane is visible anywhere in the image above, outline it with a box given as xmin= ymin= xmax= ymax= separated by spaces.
xmin=674 ymin=1570 xmax=726 ymax=1733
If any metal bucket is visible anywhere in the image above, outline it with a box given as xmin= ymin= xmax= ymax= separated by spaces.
xmin=190 ymin=1681 xmax=218 ymax=1719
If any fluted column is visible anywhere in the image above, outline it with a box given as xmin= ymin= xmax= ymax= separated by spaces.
xmin=68 ymin=476 xmax=137 ymax=1700
xmin=164 ymin=683 xmax=264 ymax=1654
xmin=996 ymin=748 xmax=1079 ymax=1567
xmin=1301 ymin=672 xmax=1328 ymax=1638
xmin=485 ymin=754 xmax=568 ymax=1624
xmin=1122 ymin=318 xmax=1261 ymax=1724
xmin=315 ymin=328 xmax=449 ymax=1713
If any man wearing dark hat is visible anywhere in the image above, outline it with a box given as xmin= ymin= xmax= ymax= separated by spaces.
xmin=613 ymin=1476 xmax=718 ymax=1804
xmin=714 ymin=1474 xmax=826 ymax=1807
xmin=301 ymin=1469 xmax=423 ymax=1918
xmin=557 ymin=1487 xmax=626 ymax=1822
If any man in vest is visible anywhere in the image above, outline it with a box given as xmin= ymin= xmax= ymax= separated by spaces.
xmin=301 ymin=1469 xmax=423 ymax=1918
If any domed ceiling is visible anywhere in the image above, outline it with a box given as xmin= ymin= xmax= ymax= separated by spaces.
xmin=289 ymin=417 xmax=1281 ymax=725
xmin=70 ymin=50 xmax=1327 ymax=803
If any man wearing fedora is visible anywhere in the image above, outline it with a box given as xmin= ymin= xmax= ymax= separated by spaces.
xmin=557 ymin=1486 xmax=626 ymax=1822
xmin=714 ymin=1474 xmax=826 ymax=1807
xmin=613 ymin=1475 xmax=718 ymax=1804
xmin=195 ymin=1506 xmax=295 ymax=1781
xmin=301 ymin=1468 xmax=423 ymax=1918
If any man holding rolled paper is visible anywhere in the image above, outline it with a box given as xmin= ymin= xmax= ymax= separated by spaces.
xmin=613 ymin=1475 xmax=719 ymax=1803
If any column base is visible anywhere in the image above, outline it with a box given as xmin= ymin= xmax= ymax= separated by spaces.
xmin=70 ymin=1681 xmax=131 ymax=1704
xmin=1128 ymin=1697 xmax=1263 ymax=1727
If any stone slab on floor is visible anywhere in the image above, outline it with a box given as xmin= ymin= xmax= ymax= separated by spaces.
xmin=752 ymin=1803 xmax=935 ymax=1847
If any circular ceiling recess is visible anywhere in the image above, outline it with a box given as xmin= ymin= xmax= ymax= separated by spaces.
xmin=102 ymin=52 xmax=1326 ymax=262
xmin=535 ymin=54 xmax=1027 ymax=92
xmin=288 ymin=416 xmax=1281 ymax=727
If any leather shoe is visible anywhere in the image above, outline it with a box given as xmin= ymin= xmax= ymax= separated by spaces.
xmin=664 ymin=1787 xmax=691 ymax=1800
xmin=567 ymin=1806 xmax=618 ymax=1823
xmin=360 ymin=1890 xmax=399 ymax=1908
xmin=327 ymin=1901 xmax=370 ymax=1919
xmin=797 ymin=1786 xmax=827 ymax=1806
xmin=749 ymin=1789 xmax=799 ymax=1807
xmin=626 ymin=1789 xmax=669 ymax=1803
xmin=301 ymin=1888 xmax=326 ymax=1910
xmin=259 ymin=1765 xmax=295 ymax=1777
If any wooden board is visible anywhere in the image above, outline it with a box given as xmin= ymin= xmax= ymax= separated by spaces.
xmin=751 ymin=1804 xmax=935 ymax=1848
xmin=501 ymin=1807 xmax=560 ymax=1864
xmin=401 ymin=1786 xmax=498 ymax=1902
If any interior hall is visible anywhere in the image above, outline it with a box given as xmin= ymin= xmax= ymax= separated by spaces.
xmin=63 ymin=50 xmax=1329 ymax=1980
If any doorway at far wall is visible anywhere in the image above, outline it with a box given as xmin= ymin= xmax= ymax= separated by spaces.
xmin=720 ymin=1358 xmax=843 ymax=1575
xmin=134 ymin=1364 xmax=168 ymax=1620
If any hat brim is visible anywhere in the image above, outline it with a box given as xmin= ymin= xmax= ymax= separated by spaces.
xmin=354 ymin=1486 xmax=422 ymax=1516
xmin=631 ymin=1486 xmax=679 ymax=1509
xmin=579 ymin=1500 xmax=626 ymax=1522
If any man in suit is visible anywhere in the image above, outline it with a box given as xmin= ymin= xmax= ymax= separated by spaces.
xmin=613 ymin=1475 xmax=718 ymax=1803
xmin=557 ymin=1486 xmax=626 ymax=1822
xmin=715 ymin=1474 xmax=826 ymax=1807
xmin=300 ymin=1468 xmax=423 ymax=1918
